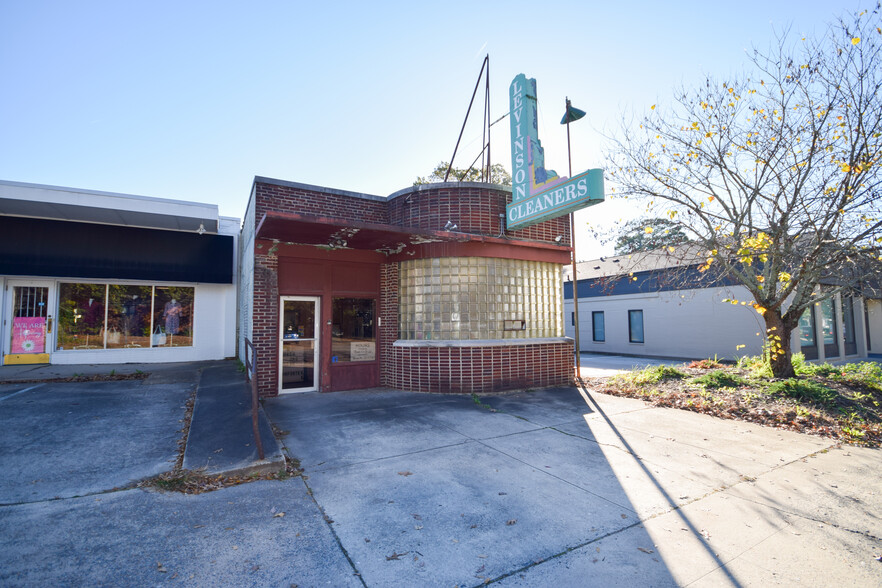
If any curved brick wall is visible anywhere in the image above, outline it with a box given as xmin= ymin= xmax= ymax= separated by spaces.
xmin=388 ymin=183 xmax=571 ymax=244
xmin=387 ymin=340 xmax=574 ymax=394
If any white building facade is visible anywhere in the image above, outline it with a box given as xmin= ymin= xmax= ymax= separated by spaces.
xmin=564 ymin=256 xmax=881 ymax=363
xmin=0 ymin=180 xmax=238 ymax=366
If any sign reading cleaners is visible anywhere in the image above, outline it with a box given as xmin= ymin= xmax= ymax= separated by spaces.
xmin=507 ymin=74 xmax=604 ymax=229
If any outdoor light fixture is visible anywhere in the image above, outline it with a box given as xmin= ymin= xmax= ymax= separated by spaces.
xmin=443 ymin=221 xmax=458 ymax=231
xmin=554 ymin=235 xmax=563 ymax=243
xmin=196 ymin=223 xmax=206 ymax=235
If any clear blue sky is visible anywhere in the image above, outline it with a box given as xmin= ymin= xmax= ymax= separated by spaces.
xmin=0 ymin=1 xmax=867 ymax=258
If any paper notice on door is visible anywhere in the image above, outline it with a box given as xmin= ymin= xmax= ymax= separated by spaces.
xmin=350 ymin=341 xmax=375 ymax=361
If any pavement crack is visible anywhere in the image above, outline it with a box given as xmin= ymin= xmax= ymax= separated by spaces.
xmin=298 ymin=475 xmax=367 ymax=587
xmin=0 ymin=485 xmax=137 ymax=507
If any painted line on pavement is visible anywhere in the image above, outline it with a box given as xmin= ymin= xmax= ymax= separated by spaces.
xmin=0 ymin=384 xmax=44 ymax=402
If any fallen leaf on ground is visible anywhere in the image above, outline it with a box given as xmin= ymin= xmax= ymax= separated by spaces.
xmin=273 ymin=512 xmax=285 ymax=518
xmin=638 ymin=547 xmax=654 ymax=554
xmin=398 ymin=471 xmax=413 ymax=476
xmin=506 ymin=519 xmax=517 ymax=526
xmin=386 ymin=551 xmax=409 ymax=561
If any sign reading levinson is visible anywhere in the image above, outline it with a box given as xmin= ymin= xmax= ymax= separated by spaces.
xmin=507 ymin=74 xmax=604 ymax=230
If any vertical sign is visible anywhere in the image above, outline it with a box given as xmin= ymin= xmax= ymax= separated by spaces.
xmin=507 ymin=74 xmax=604 ymax=229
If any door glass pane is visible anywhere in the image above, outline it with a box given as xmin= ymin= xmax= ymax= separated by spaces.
xmin=331 ymin=298 xmax=375 ymax=363
xmin=820 ymin=298 xmax=839 ymax=357
xmin=282 ymin=300 xmax=316 ymax=390
xmin=57 ymin=283 xmax=106 ymax=350
xmin=799 ymin=307 xmax=816 ymax=347
xmin=843 ymin=297 xmax=856 ymax=344
xmin=10 ymin=287 xmax=48 ymax=354
xmin=282 ymin=341 xmax=315 ymax=389
xmin=820 ymin=299 xmax=837 ymax=344
xmin=107 ymin=285 xmax=152 ymax=349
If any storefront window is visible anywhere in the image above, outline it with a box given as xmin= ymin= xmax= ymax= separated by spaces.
xmin=58 ymin=283 xmax=107 ymax=350
xmin=332 ymin=298 xmax=376 ymax=362
xmin=56 ymin=283 xmax=194 ymax=351
xmin=153 ymin=287 xmax=194 ymax=347
xmin=107 ymin=285 xmax=153 ymax=349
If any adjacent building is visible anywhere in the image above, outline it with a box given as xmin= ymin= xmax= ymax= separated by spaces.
xmin=564 ymin=252 xmax=881 ymax=363
xmin=0 ymin=180 xmax=238 ymax=366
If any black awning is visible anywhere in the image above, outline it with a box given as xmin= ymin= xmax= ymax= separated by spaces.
xmin=0 ymin=216 xmax=234 ymax=283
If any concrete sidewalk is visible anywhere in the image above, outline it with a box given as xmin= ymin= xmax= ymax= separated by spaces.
xmin=264 ymin=385 xmax=882 ymax=586
xmin=182 ymin=362 xmax=285 ymax=475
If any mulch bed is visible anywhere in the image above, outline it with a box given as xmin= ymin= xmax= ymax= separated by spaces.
xmin=0 ymin=372 xmax=150 ymax=385
xmin=581 ymin=367 xmax=881 ymax=448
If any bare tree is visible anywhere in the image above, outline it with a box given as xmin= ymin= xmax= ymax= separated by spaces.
xmin=608 ymin=6 xmax=882 ymax=377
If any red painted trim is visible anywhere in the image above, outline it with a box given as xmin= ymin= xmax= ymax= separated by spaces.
xmin=387 ymin=240 xmax=571 ymax=264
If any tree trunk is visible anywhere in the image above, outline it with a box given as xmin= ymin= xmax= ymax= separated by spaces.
xmin=764 ymin=310 xmax=796 ymax=378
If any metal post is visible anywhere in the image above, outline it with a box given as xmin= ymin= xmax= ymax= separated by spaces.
xmin=566 ymin=98 xmax=581 ymax=379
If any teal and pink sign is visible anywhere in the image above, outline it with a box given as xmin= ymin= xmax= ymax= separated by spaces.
xmin=507 ymin=74 xmax=604 ymax=229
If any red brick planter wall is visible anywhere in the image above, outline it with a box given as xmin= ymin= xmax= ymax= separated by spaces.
xmin=387 ymin=340 xmax=574 ymax=394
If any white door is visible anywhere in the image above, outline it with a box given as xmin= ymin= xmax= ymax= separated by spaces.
xmin=3 ymin=280 xmax=56 ymax=365
xmin=279 ymin=296 xmax=320 ymax=393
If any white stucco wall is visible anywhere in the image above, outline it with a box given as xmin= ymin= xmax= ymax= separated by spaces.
xmin=237 ymin=187 xmax=256 ymax=362
xmin=564 ymin=285 xmax=767 ymax=360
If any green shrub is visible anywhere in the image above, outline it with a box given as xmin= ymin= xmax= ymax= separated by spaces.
xmin=692 ymin=370 xmax=747 ymax=389
xmin=764 ymin=378 xmax=837 ymax=407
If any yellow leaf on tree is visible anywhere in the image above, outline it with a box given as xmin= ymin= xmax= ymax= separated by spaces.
xmin=651 ymin=104 xmax=656 ymax=110
xmin=852 ymin=37 xmax=861 ymax=45
xmin=644 ymin=227 xmax=654 ymax=233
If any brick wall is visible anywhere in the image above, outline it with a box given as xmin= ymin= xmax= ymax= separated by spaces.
xmin=253 ymin=247 xmax=279 ymax=396
xmin=387 ymin=341 xmax=574 ymax=393
xmin=388 ymin=184 xmax=571 ymax=244
xmin=254 ymin=181 xmax=387 ymax=226
xmin=251 ymin=179 xmax=574 ymax=396
xmin=379 ymin=262 xmax=399 ymax=387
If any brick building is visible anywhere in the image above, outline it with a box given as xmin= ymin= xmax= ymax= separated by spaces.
xmin=239 ymin=177 xmax=575 ymax=396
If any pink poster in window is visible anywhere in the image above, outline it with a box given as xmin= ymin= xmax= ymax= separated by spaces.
xmin=11 ymin=317 xmax=45 ymax=354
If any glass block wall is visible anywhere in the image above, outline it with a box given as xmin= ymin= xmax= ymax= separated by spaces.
xmin=398 ymin=257 xmax=563 ymax=340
